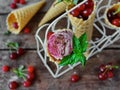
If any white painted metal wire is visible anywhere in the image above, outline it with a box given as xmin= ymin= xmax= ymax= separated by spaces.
xmin=35 ymin=0 xmax=120 ymax=78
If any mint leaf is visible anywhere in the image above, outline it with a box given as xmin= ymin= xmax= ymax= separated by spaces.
xmin=79 ymin=54 xmax=86 ymax=67
xmin=79 ymin=33 xmax=88 ymax=52
xmin=59 ymin=54 xmax=71 ymax=66
xmin=6 ymin=42 xmax=19 ymax=49
xmin=114 ymin=7 xmax=120 ymax=15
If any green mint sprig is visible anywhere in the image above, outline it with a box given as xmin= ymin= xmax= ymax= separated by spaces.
xmin=13 ymin=65 xmax=27 ymax=80
xmin=5 ymin=42 xmax=19 ymax=50
xmin=56 ymin=0 xmax=80 ymax=5
xmin=59 ymin=33 xmax=88 ymax=67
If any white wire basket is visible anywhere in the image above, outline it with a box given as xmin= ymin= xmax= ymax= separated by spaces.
xmin=35 ymin=0 xmax=120 ymax=78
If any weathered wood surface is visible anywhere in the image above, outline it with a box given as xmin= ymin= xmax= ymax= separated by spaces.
xmin=0 ymin=0 xmax=120 ymax=90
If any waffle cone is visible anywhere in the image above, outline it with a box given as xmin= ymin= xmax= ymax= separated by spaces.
xmin=38 ymin=1 xmax=66 ymax=26
xmin=105 ymin=3 xmax=120 ymax=29
xmin=68 ymin=0 xmax=96 ymax=41
xmin=6 ymin=0 xmax=46 ymax=34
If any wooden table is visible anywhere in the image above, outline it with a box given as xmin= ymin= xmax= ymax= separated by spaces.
xmin=0 ymin=0 xmax=120 ymax=90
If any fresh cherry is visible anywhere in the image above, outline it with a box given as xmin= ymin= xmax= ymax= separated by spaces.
xmin=20 ymin=0 xmax=26 ymax=4
xmin=23 ymin=27 xmax=30 ymax=34
xmin=112 ymin=18 xmax=120 ymax=27
xmin=27 ymin=66 xmax=35 ymax=73
xmin=10 ymin=3 xmax=17 ymax=9
xmin=98 ymin=72 xmax=107 ymax=80
xmin=2 ymin=65 xmax=10 ymax=72
xmin=14 ymin=0 xmax=20 ymax=3
xmin=107 ymin=71 xmax=113 ymax=78
xmin=9 ymin=52 xmax=18 ymax=60
xmin=71 ymin=74 xmax=80 ymax=82
xmin=17 ymin=48 xmax=24 ymax=56
xmin=12 ymin=22 xmax=19 ymax=29
xmin=77 ymin=4 xmax=85 ymax=12
xmin=99 ymin=64 xmax=106 ymax=72
xmin=85 ymin=0 xmax=94 ymax=8
xmin=81 ymin=8 xmax=93 ymax=18
xmin=23 ymin=80 xmax=32 ymax=87
xmin=27 ymin=73 xmax=35 ymax=81
xmin=8 ymin=81 xmax=19 ymax=89
xmin=70 ymin=9 xmax=80 ymax=17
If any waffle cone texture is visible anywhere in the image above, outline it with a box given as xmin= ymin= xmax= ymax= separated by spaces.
xmin=105 ymin=3 xmax=120 ymax=29
xmin=6 ymin=0 xmax=46 ymax=34
xmin=38 ymin=1 xmax=67 ymax=26
xmin=68 ymin=0 xmax=96 ymax=41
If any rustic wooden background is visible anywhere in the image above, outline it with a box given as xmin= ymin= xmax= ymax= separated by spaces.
xmin=0 ymin=0 xmax=120 ymax=90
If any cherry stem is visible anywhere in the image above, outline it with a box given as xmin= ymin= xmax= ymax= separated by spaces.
xmin=113 ymin=7 xmax=120 ymax=15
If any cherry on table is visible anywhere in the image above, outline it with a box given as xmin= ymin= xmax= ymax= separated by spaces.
xmin=9 ymin=52 xmax=18 ymax=60
xmin=10 ymin=3 xmax=17 ymax=9
xmin=27 ymin=66 xmax=35 ymax=73
xmin=27 ymin=73 xmax=35 ymax=81
xmin=71 ymin=74 xmax=80 ymax=82
xmin=23 ymin=27 xmax=30 ymax=34
xmin=107 ymin=71 xmax=114 ymax=78
xmin=2 ymin=65 xmax=10 ymax=72
xmin=20 ymin=0 xmax=26 ymax=5
xmin=17 ymin=48 xmax=24 ymax=56
xmin=8 ymin=81 xmax=19 ymax=89
xmin=14 ymin=0 xmax=20 ymax=3
xmin=99 ymin=64 xmax=106 ymax=72
xmin=98 ymin=72 xmax=108 ymax=80
xmin=23 ymin=80 xmax=32 ymax=87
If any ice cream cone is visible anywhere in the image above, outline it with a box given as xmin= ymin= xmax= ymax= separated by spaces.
xmin=6 ymin=0 xmax=46 ymax=34
xmin=38 ymin=1 xmax=67 ymax=26
xmin=68 ymin=0 xmax=96 ymax=41
xmin=105 ymin=3 xmax=120 ymax=29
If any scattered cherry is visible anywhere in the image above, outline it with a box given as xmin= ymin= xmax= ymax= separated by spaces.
xmin=12 ymin=22 xmax=19 ymax=29
xmin=71 ymin=74 xmax=80 ymax=82
xmin=8 ymin=81 xmax=19 ymax=89
xmin=23 ymin=27 xmax=30 ymax=34
xmin=9 ymin=52 xmax=18 ymax=60
xmin=2 ymin=65 xmax=10 ymax=72
xmin=17 ymin=48 xmax=24 ymax=56
xmin=107 ymin=71 xmax=113 ymax=78
xmin=14 ymin=0 xmax=20 ymax=3
xmin=98 ymin=72 xmax=107 ymax=80
xmin=27 ymin=66 xmax=35 ymax=73
xmin=23 ymin=80 xmax=32 ymax=87
xmin=99 ymin=64 xmax=105 ymax=72
xmin=27 ymin=73 xmax=35 ymax=81
xmin=10 ymin=3 xmax=17 ymax=9
xmin=20 ymin=0 xmax=26 ymax=4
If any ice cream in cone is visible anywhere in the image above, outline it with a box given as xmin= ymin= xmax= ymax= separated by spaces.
xmin=6 ymin=0 xmax=46 ymax=34
xmin=68 ymin=0 xmax=96 ymax=41
xmin=38 ymin=1 xmax=67 ymax=26
xmin=105 ymin=3 xmax=120 ymax=29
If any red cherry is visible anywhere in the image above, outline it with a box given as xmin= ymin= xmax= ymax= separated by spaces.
xmin=98 ymin=72 xmax=107 ymax=80
xmin=10 ymin=3 xmax=17 ymax=9
xmin=106 ymin=62 xmax=113 ymax=71
xmin=27 ymin=66 xmax=35 ymax=73
xmin=8 ymin=81 xmax=19 ymax=89
xmin=107 ymin=71 xmax=113 ymax=78
xmin=9 ymin=52 xmax=18 ymax=60
xmin=20 ymin=0 xmax=26 ymax=4
xmin=27 ymin=73 xmax=35 ymax=81
xmin=111 ymin=18 xmax=120 ymax=27
xmin=47 ymin=32 xmax=54 ymax=40
xmin=99 ymin=64 xmax=106 ymax=72
xmin=70 ymin=9 xmax=80 ymax=17
xmin=85 ymin=0 xmax=94 ymax=8
xmin=17 ymin=48 xmax=24 ymax=56
xmin=81 ymin=8 xmax=93 ymax=18
xmin=23 ymin=27 xmax=30 ymax=34
xmin=2 ymin=65 xmax=10 ymax=72
xmin=77 ymin=4 xmax=85 ymax=12
xmin=71 ymin=74 xmax=80 ymax=82
xmin=23 ymin=80 xmax=32 ymax=87
xmin=14 ymin=0 xmax=20 ymax=3
xmin=12 ymin=22 xmax=19 ymax=29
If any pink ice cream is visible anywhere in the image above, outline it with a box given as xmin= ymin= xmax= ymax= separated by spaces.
xmin=47 ymin=30 xmax=73 ymax=60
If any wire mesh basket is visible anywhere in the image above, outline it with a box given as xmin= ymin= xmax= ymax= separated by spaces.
xmin=35 ymin=0 xmax=120 ymax=78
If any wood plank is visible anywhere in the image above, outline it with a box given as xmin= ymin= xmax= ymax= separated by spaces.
xmin=0 ymin=50 xmax=120 ymax=90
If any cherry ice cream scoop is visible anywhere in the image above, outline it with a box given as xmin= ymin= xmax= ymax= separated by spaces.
xmin=47 ymin=30 xmax=73 ymax=60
